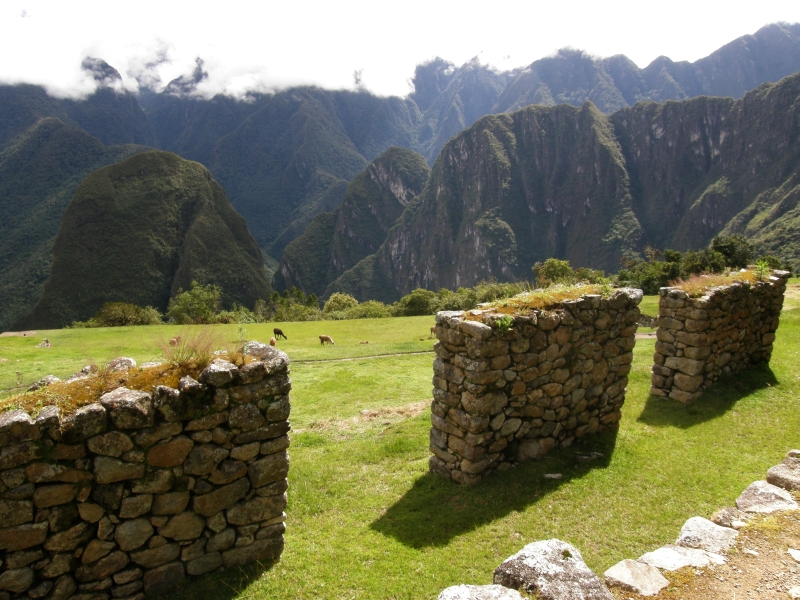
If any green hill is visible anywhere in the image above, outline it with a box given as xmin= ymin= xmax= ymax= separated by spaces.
xmin=0 ymin=118 xmax=146 ymax=331
xmin=274 ymin=147 xmax=429 ymax=297
xmin=15 ymin=151 xmax=271 ymax=329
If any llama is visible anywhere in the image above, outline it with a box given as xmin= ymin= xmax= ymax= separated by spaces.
xmin=319 ymin=335 xmax=335 ymax=345
xmin=269 ymin=337 xmax=277 ymax=346
xmin=273 ymin=328 xmax=287 ymax=340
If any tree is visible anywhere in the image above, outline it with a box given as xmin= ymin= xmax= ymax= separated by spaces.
xmin=711 ymin=235 xmax=753 ymax=269
xmin=532 ymin=258 xmax=574 ymax=287
xmin=167 ymin=281 xmax=222 ymax=324
xmin=323 ymin=292 xmax=358 ymax=313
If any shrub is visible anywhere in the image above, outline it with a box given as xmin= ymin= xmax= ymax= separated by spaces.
xmin=394 ymin=288 xmax=437 ymax=316
xmin=344 ymin=300 xmax=392 ymax=319
xmin=711 ymin=234 xmax=754 ymax=269
xmin=533 ymin=258 xmax=574 ymax=287
xmin=323 ymin=293 xmax=359 ymax=313
xmin=157 ymin=328 xmax=222 ymax=371
xmin=167 ymin=281 xmax=222 ymax=324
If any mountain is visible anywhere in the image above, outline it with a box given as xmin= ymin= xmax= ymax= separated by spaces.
xmin=273 ymin=147 xmax=429 ymax=296
xmin=15 ymin=151 xmax=272 ymax=329
xmin=325 ymin=71 xmax=800 ymax=301
xmin=0 ymin=118 xmax=146 ymax=331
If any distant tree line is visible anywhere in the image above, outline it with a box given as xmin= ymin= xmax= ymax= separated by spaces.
xmin=70 ymin=235 xmax=791 ymax=327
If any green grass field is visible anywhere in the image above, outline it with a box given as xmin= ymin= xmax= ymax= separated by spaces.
xmin=1 ymin=296 xmax=799 ymax=599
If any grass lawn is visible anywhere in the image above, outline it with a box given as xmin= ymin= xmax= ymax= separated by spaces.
xmin=2 ymin=298 xmax=800 ymax=599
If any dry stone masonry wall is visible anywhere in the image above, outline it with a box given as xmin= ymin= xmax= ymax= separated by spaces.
xmin=429 ymin=289 xmax=642 ymax=485
xmin=0 ymin=341 xmax=290 ymax=600
xmin=650 ymin=271 xmax=790 ymax=403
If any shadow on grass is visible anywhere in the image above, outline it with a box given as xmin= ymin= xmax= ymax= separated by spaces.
xmin=637 ymin=364 xmax=779 ymax=429
xmin=370 ymin=430 xmax=618 ymax=548
xmin=166 ymin=561 xmax=272 ymax=600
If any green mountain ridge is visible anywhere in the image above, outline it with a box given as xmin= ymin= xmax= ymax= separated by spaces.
xmin=15 ymin=151 xmax=272 ymax=329
xmin=273 ymin=147 xmax=430 ymax=296
xmin=325 ymin=71 xmax=800 ymax=301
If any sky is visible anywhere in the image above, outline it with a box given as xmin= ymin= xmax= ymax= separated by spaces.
xmin=2 ymin=1 xmax=800 ymax=99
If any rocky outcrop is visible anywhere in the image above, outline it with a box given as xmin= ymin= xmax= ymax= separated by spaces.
xmin=0 ymin=343 xmax=290 ymax=598
xmin=429 ymin=289 xmax=640 ymax=484
xmin=650 ymin=271 xmax=789 ymax=402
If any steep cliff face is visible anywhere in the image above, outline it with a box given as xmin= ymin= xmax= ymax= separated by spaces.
xmin=274 ymin=147 xmax=429 ymax=297
xmin=327 ymin=72 xmax=800 ymax=301
xmin=16 ymin=151 xmax=271 ymax=329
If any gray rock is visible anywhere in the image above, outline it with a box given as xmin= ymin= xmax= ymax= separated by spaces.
xmin=209 ymin=459 xmax=248 ymax=485
xmin=199 ymin=359 xmax=239 ymax=387
xmin=736 ymin=480 xmax=800 ymax=513
xmin=493 ymin=539 xmax=614 ymax=600
xmin=638 ymin=545 xmax=725 ymax=570
xmin=40 ymin=553 xmax=75 ymax=578
xmin=44 ymin=522 xmax=93 ymax=552
xmin=192 ymin=477 xmax=250 ymax=517
xmin=129 ymin=543 xmax=180 ymax=569
xmin=229 ymin=442 xmax=260 ymax=462
xmin=438 ymin=584 xmax=524 ymax=600
xmin=99 ymin=388 xmax=153 ymax=430
xmin=82 ymin=540 xmax=115 ymax=564
xmin=115 ymin=519 xmax=154 ymax=552
xmin=0 ymin=567 xmax=33 ymax=593
xmin=226 ymin=493 xmax=287 ymax=526
xmin=151 ymin=491 xmax=190 ymax=515
xmin=119 ymin=494 xmax=153 ymax=519
xmin=676 ymin=516 xmax=738 ymax=553
xmin=60 ymin=404 xmax=107 ymax=444
xmin=711 ymin=506 xmax=751 ymax=529
xmin=185 ymin=412 xmax=228 ymax=431
xmin=133 ymin=422 xmax=182 ymax=448
xmin=183 ymin=444 xmax=228 ymax=476
xmin=87 ymin=432 xmax=134 ymax=457
xmin=106 ymin=357 xmax=137 ymax=372
xmin=0 ymin=522 xmax=48 ymax=551
xmin=604 ymin=559 xmax=669 ymax=596
xmin=186 ymin=552 xmax=223 ymax=576
xmin=130 ymin=469 xmax=174 ymax=494
xmin=229 ymin=404 xmax=265 ymax=432
xmin=142 ymin=561 xmax=184 ymax=596
xmin=0 ymin=410 xmax=40 ymax=448
xmin=767 ymin=457 xmax=800 ymax=491
xmin=207 ymin=528 xmax=236 ymax=552
xmin=146 ymin=436 xmax=194 ymax=468
xmin=75 ymin=551 xmax=130 ymax=583
xmin=248 ymin=451 xmax=289 ymax=488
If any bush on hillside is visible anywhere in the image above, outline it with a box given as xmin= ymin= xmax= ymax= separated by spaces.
xmin=167 ymin=281 xmax=222 ymax=324
xmin=323 ymin=293 xmax=358 ymax=313
xmin=70 ymin=302 xmax=162 ymax=328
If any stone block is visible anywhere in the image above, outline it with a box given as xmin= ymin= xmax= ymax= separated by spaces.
xmin=87 ymin=432 xmax=133 ymax=457
xmin=0 ymin=410 xmax=40 ymax=449
xmin=99 ymin=388 xmax=154 ymax=430
xmin=142 ymin=561 xmax=184 ymax=596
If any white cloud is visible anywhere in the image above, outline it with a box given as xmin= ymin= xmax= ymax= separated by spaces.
xmin=2 ymin=0 xmax=799 ymax=99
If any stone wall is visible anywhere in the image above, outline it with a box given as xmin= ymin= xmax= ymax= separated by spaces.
xmin=650 ymin=271 xmax=790 ymax=403
xmin=429 ymin=289 xmax=642 ymax=485
xmin=0 ymin=342 xmax=290 ymax=599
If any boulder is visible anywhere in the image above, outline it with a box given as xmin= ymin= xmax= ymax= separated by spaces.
xmin=0 ymin=567 xmax=33 ymax=593
xmin=115 ymin=519 xmax=154 ymax=552
xmin=226 ymin=493 xmax=287 ymax=526
xmin=146 ymin=436 xmax=194 ymax=468
xmin=158 ymin=512 xmax=205 ymax=541
xmin=248 ymin=451 xmax=290 ymax=488
xmin=736 ymin=480 xmax=800 ymax=513
xmin=183 ymin=444 xmax=228 ymax=476
xmin=604 ymin=559 xmax=669 ymax=596
xmin=638 ymin=545 xmax=725 ymax=570
xmin=675 ymin=516 xmax=737 ymax=553
xmin=199 ymin=359 xmax=239 ymax=387
xmin=119 ymin=494 xmax=153 ymax=519
xmin=0 ymin=410 xmax=40 ymax=448
xmin=493 ymin=539 xmax=614 ymax=600
xmin=438 ymin=584 xmax=524 ymax=600
xmin=229 ymin=404 xmax=266 ymax=432
xmin=767 ymin=458 xmax=800 ymax=491
xmin=99 ymin=388 xmax=154 ymax=429
xmin=87 ymin=432 xmax=134 ymax=457
xmin=106 ymin=357 xmax=136 ymax=372
xmin=192 ymin=477 xmax=250 ymax=517
xmin=27 ymin=375 xmax=60 ymax=392
xmin=93 ymin=456 xmax=144 ymax=484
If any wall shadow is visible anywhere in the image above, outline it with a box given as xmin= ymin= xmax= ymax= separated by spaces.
xmin=370 ymin=430 xmax=618 ymax=549
xmin=167 ymin=561 xmax=272 ymax=600
xmin=637 ymin=364 xmax=779 ymax=429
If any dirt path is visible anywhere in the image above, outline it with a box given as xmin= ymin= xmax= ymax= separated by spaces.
xmin=613 ymin=511 xmax=800 ymax=599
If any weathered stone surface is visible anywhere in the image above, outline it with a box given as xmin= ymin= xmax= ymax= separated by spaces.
xmin=183 ymin=444 xmax=228 ymax=475
xmin=222 ymin=536 xmax=283 ymax=567
xmin=199 ymin=359 xmax=239 ymax=387
xmin=115 ymin=519 xmax=154 ymax=551
xmin=61 ymin=404 xmax=107 ymax=444
xmin=50 ymin=444 xmax=87 ymax=460
xmin=230 ymin=442 xmax=260 ymax=462
xmin=493 ymin=539 xmax=614 ymax=600
xmin=604 ymin=559 xmax=669 ymax=596
xmin=0 ymin=410 xmax=40 ymax=448
xmin=207 ymin=528 xmax=236 ymax=552
xmin=99 ymin=388 xmax=153 ymax=430
xmin=767 ymin=458 xmax=800 ymax=491
xmin=0 ymin=522 xmax=47 ymax=550
xmin=44 ymin=522 xmax=92 ymax=552
xmin=40 ymin=553 xmax=75 ymax=578
xmin=133 ymin=423 xmax=181 ymax=448
xmin=113 ymin=568 xmax=142 ymax=585
xmin=638 ymin=545 xmax=725 ymax=570
xmin=49 ymin=575 xmax=77 ymax=600
xmin=87 ymin=432 xmax=134 ymax=457
xmin=266 ymin=397 xmax=290 ymax=422
xmin=158 ymin=512 xmax=205 ymax=541
xmin=193 ymin=477 xmax=250 ymax=517
xmin=186 ymin=552 xmax=223 ymax=576
xmin=248 ymin=451 xmax=289 ymax=488
xmin=438 ymin=584 xmax=524 ymax=600
xmin=209 ymin=459 xmax=248 ymax=485
xmin=82 ymin=540 xmax=116 ymax=564
xmin=94 ymin=457 xmax=144 ymax=484
xmin=0 ymin=442 xmax=40 ymax=470
xmin=130 ymin=470 xmax=173 ymax=494
xmin=146 ymin=436 xmax=194 ymax=468
xmin=142 ymin=561 xmax=184 ymax=596
xmin=0 ymin=499 xmax=32 ymax=528
xmin=107 ymin=357 xmax=136 ymax=372
xmin=33 ymin=484 xmax=77 ymax=508
xmin=0 ymin=567 xmax=33 ymax=593
xmin=458 ymin=320 xmax=494 ymax=341
xmin=129 ymin=543 xmax=180 ymax=568
xmin=675 ymin=516 xmax=738 ymax=554
xmin=226 ymin=493 xmax=287 ymax=526
xmin=736 ymin=480 xmax=799 ymax=513
xmin=48 ymin=503 xmax=79 ymax=532
xmin=119 ymin=494 xmax=153 ymax=519
xmin=232 ymin=421 xmax=291 ymax=444
xmin=5 ymin=549 xmax=43 ymax=569
xmin=664 ymin=357 xmax=705 ymax=376
xmin=152 ymin=492 xmax=190 ymax=515
xmin=711 ymin=506 xmax=751 ymax=529
xmin=185 ymin=412 xmax=228 ymax=432
xmin=229 ymin=404 xmax=266 ymax=432
xmin=26 ymin=579 xmax=52 ymax=598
